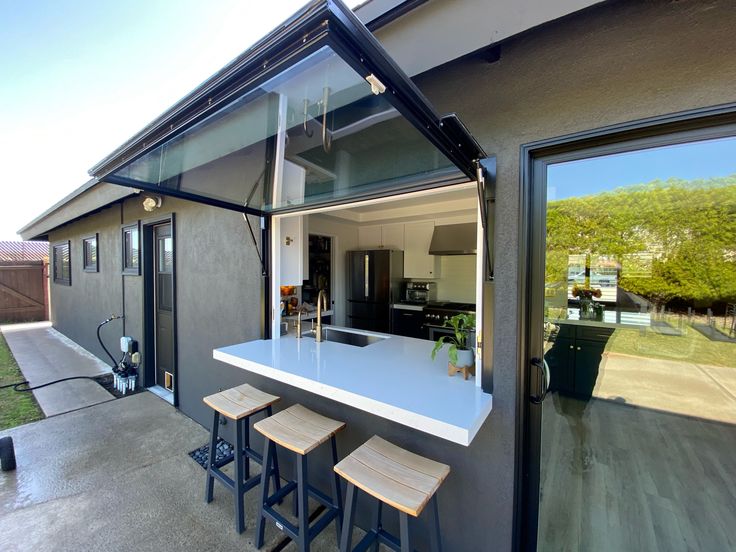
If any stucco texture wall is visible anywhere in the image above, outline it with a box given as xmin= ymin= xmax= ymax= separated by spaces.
xmin=48 ymin=195 xmax=264 ymax=431
xmin=408 ymin=0 xmax=736 ymax=548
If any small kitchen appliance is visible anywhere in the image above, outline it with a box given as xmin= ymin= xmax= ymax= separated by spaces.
xmin=403 ymin=281 xmax=436 ymax=304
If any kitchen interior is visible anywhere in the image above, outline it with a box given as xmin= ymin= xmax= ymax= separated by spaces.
xmin=278 ymin=184 xmax=479 ymax=346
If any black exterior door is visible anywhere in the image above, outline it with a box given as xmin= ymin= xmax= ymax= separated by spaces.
xmin=154 ymin=223 xmax=174 ymax=390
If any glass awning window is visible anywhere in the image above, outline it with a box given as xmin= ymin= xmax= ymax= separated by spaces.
xmin=93 ymin=0 xmax=485 ymax=214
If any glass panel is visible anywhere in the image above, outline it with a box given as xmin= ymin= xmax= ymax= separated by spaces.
xmin=111 ymin=46 xmax=455 ymax=212
xmin=158 ymin=237 xmax=173 ymax=273
xmin=538 ymin=136 xmax=736 ymax=549
xmin=84 ymin=237 xmax=97 ymax=270
xmin=124 ymin=227 xmax=139 ymax=270
xmin=54 ymin=243 xmax=70 ymax=283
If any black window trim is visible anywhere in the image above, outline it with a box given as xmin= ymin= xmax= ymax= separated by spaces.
xmin=82 ymin=233 xmax=99 ymax=273
xmin=122 ymin=222 xmax=141 ymax=275
xmin=52 ymin=240 xmax=71 ymax=286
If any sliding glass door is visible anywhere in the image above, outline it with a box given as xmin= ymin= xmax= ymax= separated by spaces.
xmin=526 ymin=130 xmax=736 ymax=551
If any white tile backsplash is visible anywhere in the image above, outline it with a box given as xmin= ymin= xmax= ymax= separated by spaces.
xmin=434 ymin=255 xmax=477 ymax=303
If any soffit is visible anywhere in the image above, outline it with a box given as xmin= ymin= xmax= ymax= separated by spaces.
xmin=368 ymin=0 xmax=604 ymax=76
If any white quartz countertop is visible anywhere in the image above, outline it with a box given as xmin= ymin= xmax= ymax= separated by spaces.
xmin=213 ymin=330 xmax=492 ymax=446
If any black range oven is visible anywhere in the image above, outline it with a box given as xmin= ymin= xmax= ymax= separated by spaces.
xmin=422 ymin=302 xmax=476 ymax=341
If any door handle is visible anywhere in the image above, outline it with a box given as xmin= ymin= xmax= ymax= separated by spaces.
xmin=530 ymin=357 xmax=550 ymax=404
xmin=364 ymin=254 xmax=369 ymax=298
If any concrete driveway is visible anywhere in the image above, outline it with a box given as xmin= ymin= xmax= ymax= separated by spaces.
xmin=0 ymin=392 xmax=348 ymax=552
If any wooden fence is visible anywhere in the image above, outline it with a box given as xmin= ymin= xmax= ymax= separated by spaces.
xmin=0 ymin=261 xmax=49 ymax=323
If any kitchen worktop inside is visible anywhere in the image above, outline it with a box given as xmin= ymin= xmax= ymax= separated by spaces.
xmin=549 ymin=307 xmax=652 ymax=329
xmin=213 ymin=330 xmax=492 ymax=446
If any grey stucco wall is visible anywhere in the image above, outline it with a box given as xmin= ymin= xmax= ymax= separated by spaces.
xmin=44 ymin=1 xmax=736 ymax=550
xmin=48 ymin=196 xmax=264 ymax=427
xmin=409 ymin=0 xmax=736 ymax=548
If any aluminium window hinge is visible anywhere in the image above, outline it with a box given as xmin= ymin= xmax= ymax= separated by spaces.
xmin=365 ymin=74 xmax=386 ymax=95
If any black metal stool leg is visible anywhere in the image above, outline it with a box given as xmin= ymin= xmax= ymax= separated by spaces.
xmin=293 ymin=461 xmax=300 ymax=517
xmin=370 ymin=499 xmax=383 ymax=552
xmin=205 ymin=411 xmax=219 ymax=503
xmin=429 ymin=494 xmax=442 ymax=552
xmin=234 ymin=418 xmax=246 ymax=534
xmin=243 ymin=415 xmax=251 ymax=480
xmin=330 ymin=435 xmax=343 ymax=543
xmin=266 ymin=406 xmax=281 ymax=494
xmin=256 ymin=437 xmax=273 ymax=549
xmin=296 ymin=453 xmax=309 ymax=552
xmin=399 ymin=512 xmax=412 ymax=552
xmin=339 ymin=482 xmax=357 ymax=552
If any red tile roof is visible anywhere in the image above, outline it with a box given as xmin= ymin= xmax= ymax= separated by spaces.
xmin=0 ymin=241 xmax=49 ymax=262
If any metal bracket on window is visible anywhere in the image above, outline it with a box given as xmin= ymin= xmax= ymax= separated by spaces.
xmin=365 ymin=74 xmax=386 ymax=95
xmin=242 ymin=169 xmax=268 ymax=277
xmin=476 ymin=159 xmax=494 ymax=280
xmin=303 ymin=99 xmax=314 ymax=138
xmin=322 ymin=86 xmax=332 ymax=153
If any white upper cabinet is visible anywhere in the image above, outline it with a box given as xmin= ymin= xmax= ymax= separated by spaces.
xmin=381 ymin=223 xmax=405 ymax=250
xmin=358 ymin=225 xmax=382 ymax=249
xmin=357 ymin=223 xmax=404 ymax=250
xmin=404 ymin=221 xmax=441 ymax=279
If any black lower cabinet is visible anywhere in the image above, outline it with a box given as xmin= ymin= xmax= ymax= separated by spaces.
xmin=391 ymin=308 xmax=426 ymax=339
xmin=545 ymin=324 xmax=614 ymax=398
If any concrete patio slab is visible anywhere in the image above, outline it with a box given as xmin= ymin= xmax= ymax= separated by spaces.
xmin=0 ymin=322 xmax=114 ymax=416
xmin=594 ymin=352 xmax=736 ymax=424
xmin=0 ymin=392 xmax=357 ymax=552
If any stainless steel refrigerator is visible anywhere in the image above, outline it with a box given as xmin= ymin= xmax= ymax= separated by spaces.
xmin=347 ymin=250 xmax=404 ymax=332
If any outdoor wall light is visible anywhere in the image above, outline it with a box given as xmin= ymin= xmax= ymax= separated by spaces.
xmin=142 ymin=196 xmax=162 ymax=212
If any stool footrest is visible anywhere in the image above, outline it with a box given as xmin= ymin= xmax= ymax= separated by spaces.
xmin=263 ymin=506 xmax=299 ymax=540
xmin=265 ymin=480 xmax=297 ymax=508
xmin=309 ymin=507 xmax=340 ymax=542
xmin=261 ymin=482 xmax=341 ymax=541
xmin=210 ymin=465 xmax=267 ymax=495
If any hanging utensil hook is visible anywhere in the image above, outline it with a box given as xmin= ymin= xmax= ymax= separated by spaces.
xmin=322 ymin=86 xmax=332 ymax=153
xmin=302 ymin=99 xmax=314 ymax=138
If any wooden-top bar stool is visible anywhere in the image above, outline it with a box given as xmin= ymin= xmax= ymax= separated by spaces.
xmin=253 ymin=404 xmax=346 ymax=552
xmin=202 ymin=383 xmax=281 ymax=534
xmin=334 ymin=435 xmax=450 ymax=552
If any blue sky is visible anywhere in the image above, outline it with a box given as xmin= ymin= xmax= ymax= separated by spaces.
xmin=0 ymin=0 xmax=361 ymax=239
xmin=547 ymin=136 xmax=736 ymax=200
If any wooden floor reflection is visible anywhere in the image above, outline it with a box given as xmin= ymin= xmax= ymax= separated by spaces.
xmin=538 ymin=394 xmax=736 ymax=551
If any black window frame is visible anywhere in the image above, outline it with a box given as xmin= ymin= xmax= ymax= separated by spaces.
xmin=90 ymin=0 xmax=485 ymax=216
xmin=82 ymin=234 xmax=99 ymax=273
xmin=52 ymin=240 xmax=71 ymax=286
xmin=122 ymin=223 xmax=141 ymax=275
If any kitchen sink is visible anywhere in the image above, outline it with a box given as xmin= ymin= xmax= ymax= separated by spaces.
xmin=303 ymin=327 xmax=387 ymax=347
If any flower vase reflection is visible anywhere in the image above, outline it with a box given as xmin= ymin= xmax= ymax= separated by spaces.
xmin=572 ymin=285 xmax=603 ymax=321
xmin=579 ymin=298 xmax=594 ymax=320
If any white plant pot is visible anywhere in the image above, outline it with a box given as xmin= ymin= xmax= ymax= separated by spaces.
xmin=453 ymin=348 xmax=474 ymax=369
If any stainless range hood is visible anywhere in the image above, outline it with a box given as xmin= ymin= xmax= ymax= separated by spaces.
xmin=428 ymin=223 xmax=477 ymax=255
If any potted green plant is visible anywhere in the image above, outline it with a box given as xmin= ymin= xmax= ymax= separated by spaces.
xmin=431 ymin=313 xmax=476 ymax=378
